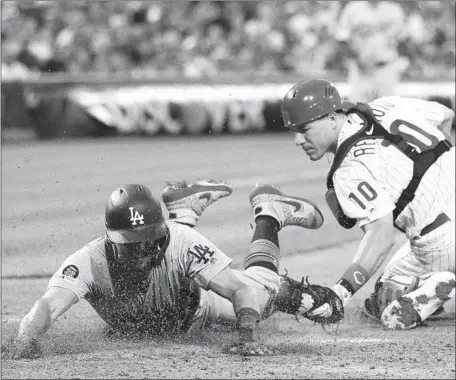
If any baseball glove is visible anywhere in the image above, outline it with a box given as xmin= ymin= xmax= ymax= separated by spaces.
xmin=275 ymin=271 xmax=344 ymax=324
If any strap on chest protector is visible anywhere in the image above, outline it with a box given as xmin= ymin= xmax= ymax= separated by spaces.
xmin=326 ymin=103 xmax=452 ymax=231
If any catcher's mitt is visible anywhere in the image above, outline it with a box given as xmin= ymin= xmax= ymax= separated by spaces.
xmin=275 ymin=271 xmax=344 ymax=324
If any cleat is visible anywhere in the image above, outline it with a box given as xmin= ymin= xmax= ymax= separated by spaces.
xmin=429 ymin=305 xmax=445 ymax=318
xmin=361 ymin=296 xmax=381 ymax=322
xmin=248 ymin=184 xmax=323 ymax=230
xmin=162 ymin=180 xmax=232 ymax=225
xmin=381 ymin=298 xmax=422 ymax=330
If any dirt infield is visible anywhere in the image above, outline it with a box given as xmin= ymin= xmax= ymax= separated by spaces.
xmin=2 ymin=135 xmax=455 ymax=379
xmin=2 ymin=274 xmax=455 ymax=379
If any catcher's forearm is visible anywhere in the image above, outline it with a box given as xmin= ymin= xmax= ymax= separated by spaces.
xmin=353 ymin=227 xmax=395 ymax=277
xmin=338 ymin=227 xmax=395 ymax=297
xmin=18 ymin=299 xmax=54 ymax=340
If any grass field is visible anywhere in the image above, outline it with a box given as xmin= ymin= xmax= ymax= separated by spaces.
xmin=2 ymin=134 xmax=455 ymax=379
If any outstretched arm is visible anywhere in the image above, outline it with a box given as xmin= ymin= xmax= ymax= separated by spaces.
xmin=185 ymin=227 xmax=270 ymax=355
xmin=333 ymin=212 xmax=396 ymax=305
xmin=3 ymin=287 xmax=78 ymax=359
xmin=208 ymin=267 xmax=261 ymax=344
xmin=306 ymin=213 xmax=396 ymax=324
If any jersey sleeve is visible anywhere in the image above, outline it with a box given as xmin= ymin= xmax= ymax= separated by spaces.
xmin=372 ymin=96 xmax=447 ymax=129
xmin=334 ymin=160 xmax=396 ymax=227
xmin=46 ymin=249 xmax=95 ymax=300
xmin=182 ymin=228 xmax=233 ymax=290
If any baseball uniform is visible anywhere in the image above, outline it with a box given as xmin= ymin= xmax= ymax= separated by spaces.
xmin=333 ymin=96 xmax=454 ymax=280
xmin=47 ymin=221 xmax=280 ymax=333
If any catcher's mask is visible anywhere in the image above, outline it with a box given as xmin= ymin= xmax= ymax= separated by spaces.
xmin=105 ymin=184 xmax=170 ymax=268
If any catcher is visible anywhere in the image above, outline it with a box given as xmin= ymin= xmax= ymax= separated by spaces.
xmin=2 ymin=179 xmax=341 ymax=359
xmin=280 ymin=78 xmax=454 ymax=330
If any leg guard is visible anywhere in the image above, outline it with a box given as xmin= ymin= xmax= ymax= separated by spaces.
xmin=381 ymin=271 xmax=455 ymax=330
xmin=403 ymin=271 xmax=455 ymax=321
xmin=364 ymin=274 xmax=420 ymax=320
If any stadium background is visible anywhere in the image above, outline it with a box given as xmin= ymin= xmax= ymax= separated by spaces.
xmin=2 ymin=0 xmax=455 ymax=139
xmin=2 ymin=1 xmax=455 ymax=379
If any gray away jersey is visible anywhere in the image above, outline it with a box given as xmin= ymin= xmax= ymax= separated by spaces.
xmin=47 ymin=221 xmax=232 ymax=333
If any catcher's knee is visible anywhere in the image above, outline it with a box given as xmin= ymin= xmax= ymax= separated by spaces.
xmin=424 ymin=272 xmax=455 ymax=301
xmin=367 ymin=275 xmax=420 ymax=317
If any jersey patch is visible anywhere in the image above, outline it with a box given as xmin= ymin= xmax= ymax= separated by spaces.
xmin=62 ymin=265 xmax=79 ymax=278
xmin=188 ymin=244 xmax=215 ymax=264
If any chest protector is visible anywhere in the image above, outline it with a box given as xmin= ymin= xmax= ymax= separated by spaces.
xmin=326 ymin=103 xmax=452 ymax=231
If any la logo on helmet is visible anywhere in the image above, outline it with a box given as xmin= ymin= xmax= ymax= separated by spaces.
xmin=129 ymin=207 xmax=145 ymax=226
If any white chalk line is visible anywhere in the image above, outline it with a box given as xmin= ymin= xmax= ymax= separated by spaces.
xmin=318 ymin=338 xmax=392 ymax=344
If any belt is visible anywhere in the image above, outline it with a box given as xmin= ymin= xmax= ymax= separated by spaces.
xmin=420 ymin=212 xmax=450 ymax=236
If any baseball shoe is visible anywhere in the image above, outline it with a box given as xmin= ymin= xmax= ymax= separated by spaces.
xmin=361 ymin=277 xmax=383 ymax=322
xmin=429 ymin=305 xmax=445 ymax=318
xmin=249 ymin=184 xmax=324 ymax=230
xmin=363 ymin=297 xmax=443 ymax=323
xmin=361 ymin=296 xmax=381 ymax=322
xmin=162 ymin=179 xmax=233 ymax=226
xmin=381 ymin=297 xmax=422 ymax=330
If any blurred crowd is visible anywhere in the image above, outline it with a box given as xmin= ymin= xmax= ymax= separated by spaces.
xmin=2 ymin=1 xmax=455 ymax=80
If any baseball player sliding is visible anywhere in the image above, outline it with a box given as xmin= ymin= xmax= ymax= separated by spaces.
xmin=2 ymin=179 xmax=338 ymax=359
xmin=335 ymin=1 xmax=409 ymax=101
xmin=280 ymin=78 xmax=455 ymax=330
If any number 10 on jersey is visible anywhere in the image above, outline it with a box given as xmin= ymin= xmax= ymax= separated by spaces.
xmin=349 ymin=181 xmax=378 ymax=210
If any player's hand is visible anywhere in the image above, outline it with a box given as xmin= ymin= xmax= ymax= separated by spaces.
xmin=1 ymin=336 xmax=42 ymax=360
xmin=226 ymin=341 xmax=274 ymax=356
xmin=307 ymin=283 xmax=347 ymax=315
xmin=307 ymin=302 xmax=333 ymax=319
xmin=304 ymin=284 xmax=346 ymax=324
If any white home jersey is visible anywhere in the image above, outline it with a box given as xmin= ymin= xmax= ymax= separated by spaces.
xmin=333 ymin=96 xmax=454 ymax=239
xmin=47 ymin=221 xmax=232 ymax=333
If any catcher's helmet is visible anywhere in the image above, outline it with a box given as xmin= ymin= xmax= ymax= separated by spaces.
xmin=281 ymin=79 xmax=353 ymax=131
xmin=105 ymin=184 xmax=167 ymax=244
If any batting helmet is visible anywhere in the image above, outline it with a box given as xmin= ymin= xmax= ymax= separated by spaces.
xmin=105 ymin=184 xmax=167 ymax=244
xmin=281 ymin=79 xmax=353 ymax=131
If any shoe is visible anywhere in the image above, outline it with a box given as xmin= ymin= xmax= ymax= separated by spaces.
xmin=430 ymin=305 xmax=445 ymax=317
xmin=381 ymin=297 xmax=422 ymax=330
xmin=361 ymin=279 xmax=383 ymax=322
xmin=249 ymin=184 xmax=324 ymax=230
xmin=162 ymin=179 xmax=233 ymax=220
xmin=361 ymin=296 xmax=381 ymax=322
